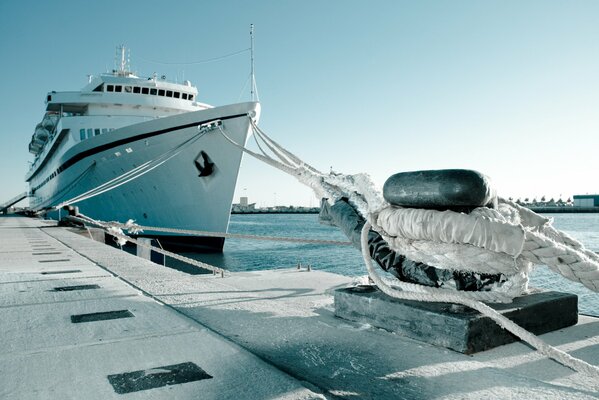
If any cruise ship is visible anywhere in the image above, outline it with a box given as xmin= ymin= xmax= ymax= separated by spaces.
xmin=26 ymin=48 xmax=260 ymax=251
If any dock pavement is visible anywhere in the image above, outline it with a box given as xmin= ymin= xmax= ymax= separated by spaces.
xmin=1 ymin=215 xmax=598 ymax=399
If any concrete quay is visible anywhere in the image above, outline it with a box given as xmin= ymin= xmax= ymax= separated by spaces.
xmin=1 ymin=215 xmax=598 ymax=399
xmin=0 ymin=216 xmax=321 ymax=399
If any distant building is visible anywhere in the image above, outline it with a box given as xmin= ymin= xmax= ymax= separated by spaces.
xmin=573 ymin=195 xmax=599 ymax=207
xmin=231 ymin=196 xmax=256 ymax=213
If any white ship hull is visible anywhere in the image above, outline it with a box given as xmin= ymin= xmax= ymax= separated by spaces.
xmin=28 ymin=102 xmax=259 ymax=251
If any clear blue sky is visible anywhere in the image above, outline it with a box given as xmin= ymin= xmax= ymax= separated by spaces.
xmin=1 ymin=1 xmax=598 ymax=208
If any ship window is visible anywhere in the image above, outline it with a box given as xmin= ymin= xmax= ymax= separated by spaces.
xmin=133 ymin=86 xmax=141 ymax=94
xmin=124 ymin=86 xmax=132 ymax=93
xmin=189 ymin=95 xmax=194 ymax=101
xmin=107 ymin=85 xmax=114 ymax=92
xmin=142 ymin=87 xmax=149 ymax=94
xmin=115 ymin=85 xmax=122 ymax=92
xmin=166 ymin=90 xmax=173 ymax=97
xmin=181 ymin=93 xmax=188 ymax=100
xmin=174 ymin=92 xmax=180 ymax=99
xmin=80 ymin=129 xmax=85 ymax=140
xmin=87 ymin=129 xmax=93 ymax=139
xmin=150 ymin=88 xmax=157 ymax=95
xmin=102 ymin=128 xmax=108 ymax=134
xmin=158 ymin=89 xmax=165 ymax=96
xmin=93 ymin=84 xmax=104 ymax=92
xmin=94 ymin=129 xmax=101 ymax=136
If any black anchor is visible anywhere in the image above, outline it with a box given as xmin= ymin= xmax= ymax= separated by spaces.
xmin=194 ymin=151 xmax=214 ymax=177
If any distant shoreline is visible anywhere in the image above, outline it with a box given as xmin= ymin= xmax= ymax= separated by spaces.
xmin=528 ymin=206 xmax=599 ymax=214
xmin=231 ymin=209 xmax=319 ymax=214
xmin=232 ymin=206 xmax=599 ymax=215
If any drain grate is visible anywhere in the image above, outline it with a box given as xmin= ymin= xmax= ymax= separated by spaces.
xmin=107 ymin=362 xmax=212 ymax=394
xmin=52 ymin=284 xmax=101 ymax=292
xmin=71 ymin=309 xmax=134 ymax=323
xmin=33 ymin=252 xmax=62 ymax=256
xmin=40 ymin=270 xmax=82 ymax=275
xmin=38 ymin=259 xmax=71 ymax=263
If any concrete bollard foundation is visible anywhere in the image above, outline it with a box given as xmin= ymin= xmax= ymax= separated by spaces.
xmin=334 ymin=286 xmax=578 ymax=354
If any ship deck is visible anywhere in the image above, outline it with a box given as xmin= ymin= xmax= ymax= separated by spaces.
xmin=1 ymin=215 xmax=597 ymax=399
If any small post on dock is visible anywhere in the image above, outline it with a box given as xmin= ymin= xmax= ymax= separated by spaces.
xmin=136 ymin=238 xmax=152 ymax=260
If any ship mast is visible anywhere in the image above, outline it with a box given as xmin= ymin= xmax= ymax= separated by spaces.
xmin=115 ymin=45 xmax=130 ymax=76
xmin=250 ymin=24 xmax=257 ymax=102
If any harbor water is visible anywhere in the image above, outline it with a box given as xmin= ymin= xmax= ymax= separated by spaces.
xmin=192 ymin=212 xmax=599 ymax=317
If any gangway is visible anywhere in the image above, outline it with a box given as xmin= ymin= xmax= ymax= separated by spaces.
xmin=0 ymin=192 xmax=28 ymax=214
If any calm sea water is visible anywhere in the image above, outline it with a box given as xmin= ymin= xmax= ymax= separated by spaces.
xmin=194 ymin=212 xmax=599 ymax=316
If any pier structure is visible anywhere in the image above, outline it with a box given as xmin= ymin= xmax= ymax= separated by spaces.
xmin=0 ymin=216 xmax=319 ymax=399
xmin=1 ymin=215 xmax=597 ymax=399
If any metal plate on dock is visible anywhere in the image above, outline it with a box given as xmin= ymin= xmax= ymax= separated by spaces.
xmin=41 ymin=269 xmax=82 ymax=275
xmin=107 ymin=362 xmax=212 ymax=394
xmin=71 ymin=309 xmax=134 ymax=323
xmin=52 ymin=284 xmax=101 ymax=292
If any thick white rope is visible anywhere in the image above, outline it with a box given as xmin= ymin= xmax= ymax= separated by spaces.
xmin=58 ymin=115 xmax=598 ymax=377
xmin=234 ymin=118 xmax=599 ymax=296
xmin=250 ymin=118 xmax=323 ymax=175
xmin=361 ymin=222 xmax=599 ymax=377
xmin=375 ymin=205 xmax=599 ymax=292
xmin=220 ymin=118 xmax=599 ymax=376
xmin=218 ymin=119 xmax=599 ymax=293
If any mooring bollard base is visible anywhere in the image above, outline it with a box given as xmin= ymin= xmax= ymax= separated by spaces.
xmin=334 ymin=286 xmax=578 ymax=354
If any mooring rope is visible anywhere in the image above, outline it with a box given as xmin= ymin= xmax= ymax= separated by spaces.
xmin=361 ymin=221 xmax=599 ymax=377
xmin=238 ymin=116 xmax=599 ymax=295
xmin=67 ymin=212 xmax=353 ymax=278
xmin=54 ymin=113 xmax=598 ymax=377
xmin=68 ymin=214 xmax=227 ymax=276
xmin=217 ymin=115 xmax=599 ymax=377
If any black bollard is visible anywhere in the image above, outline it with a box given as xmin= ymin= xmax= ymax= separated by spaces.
xmin=383 ymin=169 xmax=497 ymax=210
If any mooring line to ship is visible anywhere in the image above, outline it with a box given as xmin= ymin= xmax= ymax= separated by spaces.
xmin=67 ymin=213 xmax=352 ymax=276
xmin=48 ymin=113 xmax=598 ymax=378
xmin=359 ymin=221 xmax=599 ymax=378
xmin=213 ymin=115 xmax=599 ymax=378
xmin=67 ymin=214 xmax=227 ymax=276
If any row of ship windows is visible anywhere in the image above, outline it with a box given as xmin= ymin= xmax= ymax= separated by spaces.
xmin=103 ymin=84 xmax=195 ymax=101
xmin=80 ymin=128 xmax=115 ymax=141
xmin=34 ymin=126 xmax=121 ymax=193
xmin=32 ymin=167 xmax=61 ymax=192
xmin=33 ymin=127 xmax=117 ymax=193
